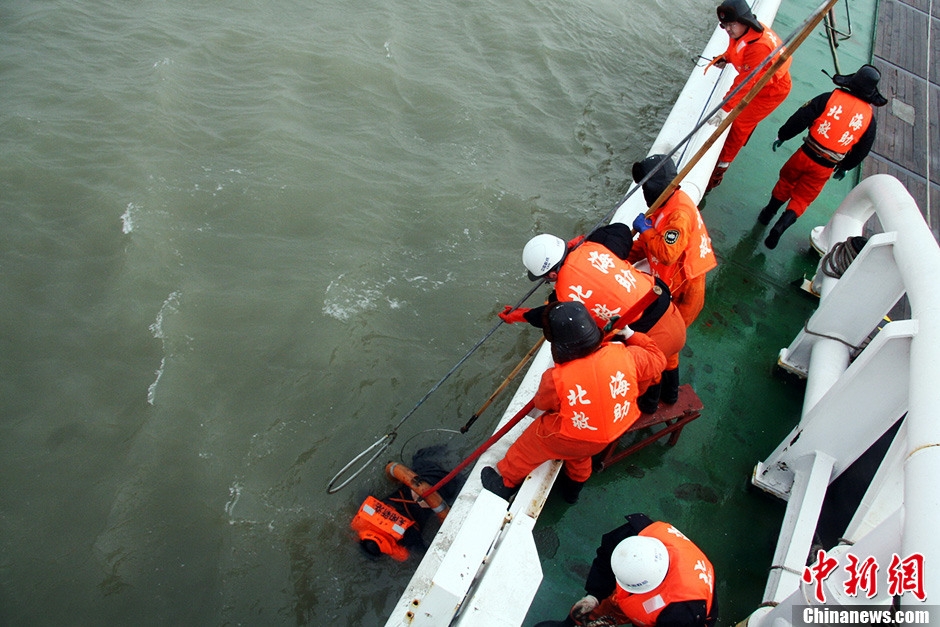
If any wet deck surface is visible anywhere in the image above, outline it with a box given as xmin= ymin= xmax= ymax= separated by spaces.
xmin=864 ymin=0 xmax=940 ymax=239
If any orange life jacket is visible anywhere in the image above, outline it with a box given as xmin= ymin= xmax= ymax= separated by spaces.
xmin=612 ymin=522 xmax=715 ymax=627
xmin=556 ymin=242 xmax=657 ymax=328
xmin=647 ymin=193 xmax=716 ymax=292
xmin=723 ymin=24 xmax=790 ymax=87
xmin=350 ymin=496 xmax=414 ymax=562
xmin=551 ymin=342 xmax=641 ymax=443
xmin=806 ymin=89 xmax=874 ymax=160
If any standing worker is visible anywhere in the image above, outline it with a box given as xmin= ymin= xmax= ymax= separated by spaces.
xmin=758 ymin=64 xmax=887 ymax=249
xmin=705 ymin=0 xmax=792 ymax=192
xmin=535 ymin=513 xmax=717 ymax=627
xmin=481 ymin=302 xmax=666 ymax=504
xmin=498 ymin=223 xmax=686 ymax=414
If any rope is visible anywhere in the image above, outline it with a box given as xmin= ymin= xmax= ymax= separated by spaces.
xmin=680 ymin=78 xmax=725 ymax=167
xmin=820 ymin=236 xmax=868 ymax=278
xmin=824 ymin=10 xmax=842 ymax=74
xmin=768 ymin=564 xmax=804 ymax=576
xmin=801 ymin=318 xmax=865 ymax=353
xmin=326 ymin=281 xmax=545 ymax=493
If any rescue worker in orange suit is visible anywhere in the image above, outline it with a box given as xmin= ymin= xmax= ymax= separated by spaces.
xmin=630 ymin=154 xmax=717 ymax=326
xmin=481 ymin=302 xmax=666 ymax=504
xmin=705 ymin=0 xmax=792 ymax=192
xmin=498 ymin=223 xmax=686 ymax=414
xmin=758 ymin=64 xmax=886 ymax=249
xmin=533 ymin=513 xmax=717 ymax=627
xmin=629 ymin=154 xmax=717 ymax=408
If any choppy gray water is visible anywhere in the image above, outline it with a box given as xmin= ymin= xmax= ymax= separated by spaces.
xmin=0 ymin=0 xmax=712 ymax=623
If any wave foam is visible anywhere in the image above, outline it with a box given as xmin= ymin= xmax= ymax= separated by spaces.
xmin=121 ymin=202 xmax=138 ymax=234
xmin=147 ymin=291 xmax=181 ymax=405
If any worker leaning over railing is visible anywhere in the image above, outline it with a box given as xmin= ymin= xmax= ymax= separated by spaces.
xmin=481 ymin=302 xmax=666 ymax=505
xmin=705 ymin=0 xmax=792 ymax=192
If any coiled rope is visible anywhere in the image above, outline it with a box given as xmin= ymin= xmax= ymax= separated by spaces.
xmin=821 ymin=236 xmax=868 ymax=278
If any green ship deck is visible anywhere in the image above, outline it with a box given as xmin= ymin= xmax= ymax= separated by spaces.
xmin=522 ymin=0 xmax=939 ymax=624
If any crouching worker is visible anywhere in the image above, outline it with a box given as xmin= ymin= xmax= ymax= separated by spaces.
xmin=499 ymin=222 xmax=686 ymax=414
xmin=630 ymin=154 xmax=716 ymax=328
xmin=537 ymin=513 xmax=717 ymax=627
xmin=481 ymin=302 xmax=666 ymax=504
xmin=629 ymin=154 xmax=717 ymax=406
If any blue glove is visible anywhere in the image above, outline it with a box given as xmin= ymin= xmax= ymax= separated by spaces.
xmin=772 ymin=138 xmax=783 ymax=152
xmin=832 ymin=168 xmax=846 ymax=180
xmin=633 ymin=213 xmax=653 ymax=234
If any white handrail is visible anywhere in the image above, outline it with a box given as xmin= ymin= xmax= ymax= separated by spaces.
xmin=750 ymin=175 xmax=940 ymax=625
xmin=816 ymin=175 xmax=940 ymax=604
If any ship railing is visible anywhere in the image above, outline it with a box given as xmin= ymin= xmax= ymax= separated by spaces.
xmin=747 ymin=174 xmax=940 ymax=625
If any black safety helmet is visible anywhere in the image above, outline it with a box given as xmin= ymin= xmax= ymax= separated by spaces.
xmin=832 ymin=64 xmax=888 ymax=107
xmin=716 ymin=0 xmax=763 ymax=33
xmin=543 ymin=301 xmax=602 ymax=364
xmin=632 ymin=154 xmax=678 ymax=207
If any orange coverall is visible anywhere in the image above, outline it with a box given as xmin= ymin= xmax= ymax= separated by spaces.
xmin=718 ymin=24 xmax=791 ymax=166
xmin=629 ymin=190 xmax=716 ymax=326
xmin=496 ymin=332 xmax=666 ymax=487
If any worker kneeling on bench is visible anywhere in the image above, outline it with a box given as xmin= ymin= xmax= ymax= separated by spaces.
xmin=481 ymin=301 xmax=665 ymax=504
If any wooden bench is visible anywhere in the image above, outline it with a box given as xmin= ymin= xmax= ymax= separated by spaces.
xmin=594 ymin=384 xmax=703 ymax=471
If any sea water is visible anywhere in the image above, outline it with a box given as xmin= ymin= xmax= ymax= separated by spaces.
xmin=0 ymin=0 xmax=713 ymax=623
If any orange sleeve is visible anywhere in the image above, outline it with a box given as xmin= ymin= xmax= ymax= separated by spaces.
xmin=722 ymin=37 xmax=774 ymax=112
xmin=637 ymin=207 xmax=691 ymax=267
xmin=627 ymin=235 xmax=647 ymax=264
xmin=533 ymin=368 xmax=560 ymax=411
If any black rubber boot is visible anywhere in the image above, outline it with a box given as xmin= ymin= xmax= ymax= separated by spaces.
xmin=660 ymin=368 xmax=680 ymax=405
xmin=637 ymin=382 xmax=662 ymax=414
xmin=481 ymin=466 xmax=517 ymax=501
xmin=557 ymin=473 xmax=587 ymax=504
xmin=757 ymin=196 xmax=785 ymax=225
xmin=764 ymin=209 xmax=798 ymax=249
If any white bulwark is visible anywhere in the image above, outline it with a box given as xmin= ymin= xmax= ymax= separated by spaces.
xmin=747 ymin=175 xmax=940 ymax=624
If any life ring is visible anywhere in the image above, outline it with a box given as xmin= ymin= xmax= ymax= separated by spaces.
xmin=385 ymin=462 xmax=450 ymax=523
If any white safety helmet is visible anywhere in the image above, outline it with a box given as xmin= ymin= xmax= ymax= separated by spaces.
xmin=522 ymin=234 xmax=567 ymax=281
xmin=611 ymin=536 xmax=670 ymax=594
